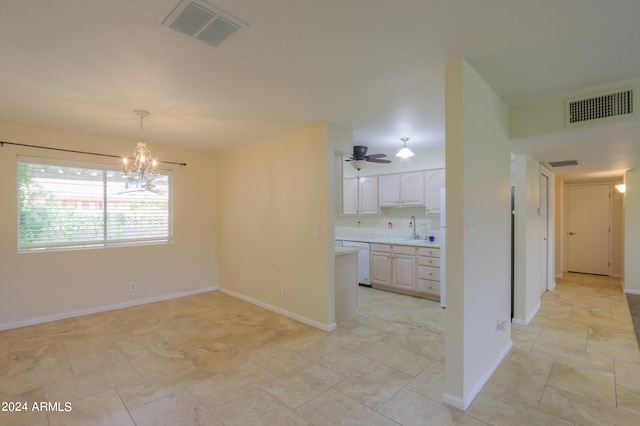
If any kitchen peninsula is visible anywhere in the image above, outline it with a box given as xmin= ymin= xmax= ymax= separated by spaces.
xmin=334 ymin=246 xmax=358 ymax=322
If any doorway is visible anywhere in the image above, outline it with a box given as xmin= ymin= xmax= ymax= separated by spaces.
xmin=566 ymin=184 xmax=611 ymax=275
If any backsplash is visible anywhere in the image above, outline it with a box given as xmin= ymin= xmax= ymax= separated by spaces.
xmin=335 ymin=207 xmax=441 ymax=242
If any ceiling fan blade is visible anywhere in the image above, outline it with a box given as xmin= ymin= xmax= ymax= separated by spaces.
xmin=365 ymin=153 xmax=387 ymax=159
xmin=367 ymin=158 xmax=392 ymax=164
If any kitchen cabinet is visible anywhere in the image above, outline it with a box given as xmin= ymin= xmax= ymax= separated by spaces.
xmin=401 ymin=172 xmax=425 ymax=206
xmin=370 ymin=243 xmax=391 ymax=286
xmin=392 ymin=245 xmax=417 ymax=290
xmin=417 ymin=247 xmax=441 ymax=300
xmin=343 ymin=176 xmax=378 ymax=215
xmin=370 ymin=243 xmax=440 ymax=301
xmin=425 ymin=169 xmax=445 ymax=215
xmin=378 ymin=171 xmax=425 ymax=207
xmin=378 ymin=174 xmax=400 ymax=206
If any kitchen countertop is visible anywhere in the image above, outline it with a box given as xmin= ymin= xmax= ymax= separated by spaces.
xmin=336 ymin=236 xmax=440 ymax=248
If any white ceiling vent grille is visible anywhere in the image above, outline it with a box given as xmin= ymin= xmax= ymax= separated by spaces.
xmin=566 ymin=89 xmax=634 ymax=126
xmin=162 ymin=0 xmax=246 ymax=47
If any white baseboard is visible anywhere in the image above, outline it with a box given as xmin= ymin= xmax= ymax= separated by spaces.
xmin=443 ymin=340 xmax=513 ymax=411
xmin=218 ymin=287 xmax=336 ymax=332
xmin=511 ymin=300 xmax=541 ymax=326
xmin=0 ymin=286 xmax=218 ymax=332
xmin=624 ymin=288 xmax=640 ymax=296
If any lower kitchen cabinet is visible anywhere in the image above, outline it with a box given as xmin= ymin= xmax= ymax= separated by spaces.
xmin=370 ymin=244 xmax=391 ymax=286
xmin=370 ymin=243 xmax=441 ymax=302
xmin=392 ymin=246 xmax=416 ymax=291
xmin=417 ymin=247 xmax=441 ymax=300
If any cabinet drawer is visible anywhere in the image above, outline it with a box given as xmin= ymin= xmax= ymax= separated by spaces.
xmin=393 ymin=245 xmax=416 ymax=255
xmin=370 ymin=243 xmax=391 ymax=253
xmin=418 ymin=265 xmax=440 ymax=281
xmin=418 ymin=279 xmax=440 ymax=295
xmin=418 ymin=256 xmax=440 ymax=267
xmin=418 ymin=247 xmax=440 ymax=258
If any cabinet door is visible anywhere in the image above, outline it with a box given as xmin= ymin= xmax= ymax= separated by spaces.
xmin=343 ymin=177 xmax=358 ymax=214
xmin=425 ymin=169 xmax=445 ymax=214
xmin=392 ymin=255 xmax=415 ymax=290
xmin=371 ymin=252 xmax=391 ymax=286
xmin=400 ymin=172 xmax=425 ymax=206
xmin=378 ymin=174 xmax=400 ymax=206
xmin=358 ymin=176 xmax=378 ymax=214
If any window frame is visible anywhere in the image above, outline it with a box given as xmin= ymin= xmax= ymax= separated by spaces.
xmin=17 ymin=155 xmax=173 ymax=253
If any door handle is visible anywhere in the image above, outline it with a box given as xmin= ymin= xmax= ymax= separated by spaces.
xmin=569 ymin=232 xmax=576 ymax=235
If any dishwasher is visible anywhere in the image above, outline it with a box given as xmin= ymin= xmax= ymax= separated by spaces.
xmin=342 ymin=241 xmax=370 ymax=286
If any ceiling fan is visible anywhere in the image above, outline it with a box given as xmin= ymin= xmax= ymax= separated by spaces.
xmin=345 ymin=146 xmax=391 ymax=170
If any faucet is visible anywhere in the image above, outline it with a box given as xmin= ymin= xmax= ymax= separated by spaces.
xmin=410 ymin=216 xmax=416 ymax=239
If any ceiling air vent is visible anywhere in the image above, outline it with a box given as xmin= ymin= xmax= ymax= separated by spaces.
xmin=547 ymin=159 xmax=581 ymax=168
xmin=162 ymin=0 xmax=246 ymax=47
xmin=566 ymin=89 xmax=634 ymax=126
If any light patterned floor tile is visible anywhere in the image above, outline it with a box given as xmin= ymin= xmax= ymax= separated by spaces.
xmin=333 ymin=361 xmax=413 ymax=409
xmin=296 ymin=388 xmax=397 ymax=426
xmin=188 ymin=360 xmax=275 ymax=408
xmin=130 ymin=388 xmax=222 ymax=426
xmin=48 ymin=388 xmax=134 ymax=426
xmin=406 ymin=360 xmax=445 ymax=403
xmin=260 ymin=362 xmax=342 ymax=409
xmin=468 ymin=390 xmax=572 ymax=425
xmin=378 ymin=388 xmax=487 ymax=426
xmin=214 ymin=388 xmax=310 ymax=426
xmin=539 ymin=385 xmax=640 ymax=426
xmin=359 ymin=341 xmax=432 ymax=376
xmin=0 ymin=273 xmax=637 ymax=425
xmin=546 ymin=362 xmax=616 ymax=406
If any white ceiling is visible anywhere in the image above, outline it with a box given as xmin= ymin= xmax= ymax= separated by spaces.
xmin=1 ymin=0 xmax=640 ymax=180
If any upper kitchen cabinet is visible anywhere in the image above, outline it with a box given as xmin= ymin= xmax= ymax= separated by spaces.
xmin=343 ymin=176 xmax=378 ymax=215
xmin=379 ymin=171 xmax=425 ymax=207
xmin=425 ymin=169 xmax=445 ymax=215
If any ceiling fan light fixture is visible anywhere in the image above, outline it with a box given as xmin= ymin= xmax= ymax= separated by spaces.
xmin=351 ymin=160 xmax=366 ymax=171
xmin=396 ymin=137 xmax=414 ymax=158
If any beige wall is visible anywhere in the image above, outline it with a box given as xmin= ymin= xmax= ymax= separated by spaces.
xmin=512 ymin=154 xmax=543 ymax=324
xmin=0 ymin=120 xmax=218 ymax=329
xmin=444 ymin=60 xmax=512 ymax=410
xmin=625 ymin=169 xmax=640 ymax=293
xmin=216 ymin=123 xmax=347 ymax=330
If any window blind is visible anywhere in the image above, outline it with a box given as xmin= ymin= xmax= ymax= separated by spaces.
xmin=18 ymin=156 xmax=171 ymax=252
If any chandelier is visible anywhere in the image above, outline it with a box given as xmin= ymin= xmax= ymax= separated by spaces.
xmin=122 ymin=110 xmax=158 ymax=184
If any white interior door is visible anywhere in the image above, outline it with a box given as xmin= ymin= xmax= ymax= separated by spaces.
xmin=540 ymin=173 xmax=549 ymax=296
xmin=567 ymin=184 xmax=610 ymax=275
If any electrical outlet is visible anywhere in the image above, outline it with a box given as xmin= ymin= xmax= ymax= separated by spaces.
xmin=278 ymin=288 xmax=283 ymax=298
xmin=496 ymin=319 xmax=507 ymax=334
xmin=130 ymin=282 xmax=137 ymax=291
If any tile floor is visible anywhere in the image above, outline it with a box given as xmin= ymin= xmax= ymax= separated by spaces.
xmin=1 ymin=273 xmax=639 ymax=425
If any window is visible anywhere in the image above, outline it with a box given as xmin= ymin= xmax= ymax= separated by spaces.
xmin=18 ymin=156 xmax=172 ymax=252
